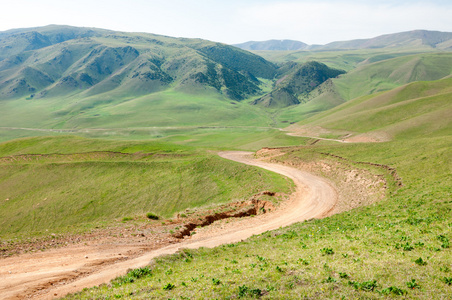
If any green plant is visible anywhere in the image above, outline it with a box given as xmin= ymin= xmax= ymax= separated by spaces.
xmin=212 ymin=278 xmax=221 ymax=285
xmin=339 ymin=272 xmax=349 ymax=279
xmin=438 ymin=235 xmax=450 ymax=248
xmin=320 ymin=247 xmax=334 ymax=255
xmin=403 ymin=242 xmax=414 ymax=251
xmin=440 ymin=265 xmax=451 ymax=273
xmin=146 ymin=212 xmax=159 ymax=220
xmin=238 ymin=285 xmax=262 ymax=298
xmin=381 ymin=286 xmax=407 ymax=295
xmin=406 ymin=279 xmax=420 ymax=289
xmin=415 ymin=257 xmax=427 ymax=266
xmin=349 ymin=280 xmax=378 ymax=292
xmin=163 ymin=283 xmax=175 ymax=290
xmin=443 ymin=277 xmax=452 ymax=286
xmin=324 ymin=276 xmax=337 ymax=283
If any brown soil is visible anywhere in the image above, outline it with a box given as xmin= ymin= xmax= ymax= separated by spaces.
xmin=0 ymin=151 xmax=338 ymax=300
xmin=256 ymin=148 xmax=392 ymax=214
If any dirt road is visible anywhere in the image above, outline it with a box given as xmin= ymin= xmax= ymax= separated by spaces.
xmin=0 ymin=151 xmax=337 ymax=299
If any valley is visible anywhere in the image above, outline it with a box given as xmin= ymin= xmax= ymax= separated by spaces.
xmin=0 ymin=25 xmax=451 ymax=299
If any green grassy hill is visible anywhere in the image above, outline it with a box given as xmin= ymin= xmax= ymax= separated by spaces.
xmin=269 ymin=52 xmax=452 ymax=125
xmin=66 ymin=113 xmax=452 ymax=300
xmin=318 ymin=29 xmax=452 ymax=50
xmin=334 ymin=52 xmax=452 ymax=101
xmin=298 ymin=77 xmax=452 ymax=140
xmin=252 ymin=61 xmax=345 ymax=108
xmin=0 ymin=136 xmax=293 ymax=239
xmin=0 ymin=25 xmax=276 ymax=101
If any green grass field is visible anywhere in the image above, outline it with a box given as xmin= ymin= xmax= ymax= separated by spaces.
xmin=61 ymin=66 xmax=452 ymax=299
xmin=0 ymin=136 xmax=294 ymax=239
xmin=64 ymin=133 xmax=452 ymax=299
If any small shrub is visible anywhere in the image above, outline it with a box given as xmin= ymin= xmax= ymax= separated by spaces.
xmin=238 ymin=285 xmax=249 ymax=297
xmin=403 ymin=243 xmax=414 ymax=251
xmin=238 ymin=285 xmax=262 ymax=298
xmin=438 ymin=235 xmax=450 ymax=248
xmin=349 ymin=280 xmax=378 ymax=292
xmin=406 ymin=279 xmax=420 ymax=289
xmin=163 ymin=283 xmax=175 ymax=290
xmin=381 ymin=286 xmax=407 ymax=295
xmin=122 ymin=217 xmax=133 ymax=222
xmin=111 ymin=266 xmax=152 ymax=287
xmin=128 ymin=266 xmax=152 ymax=279
xmin=146 ymin=212 xmax=159 ymax=220
xmin=324 ymin=276 xmax=337 ymax=283
xmin=443 ymin=277 xmax=452 ymax=285
xmin=320 ymin=247 xmax=334 ymax=255
xmin=440 ymin=265 xmax=451 ymax=273
xmin=414 ymin=257 xmax=427 ymax=266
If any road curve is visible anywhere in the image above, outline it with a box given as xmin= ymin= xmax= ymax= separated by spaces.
xmin=0 ymin=151 xmax=337 ymax=299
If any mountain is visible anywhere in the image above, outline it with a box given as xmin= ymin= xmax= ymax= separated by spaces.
xmin=253 ymin=61 xmax=345 ymax=108
xmin=318 ymin=30 xmax=452 ymax=50
xmin=0 ymin=25 xmax=276 ymax=101
xmin=235 ymin=30 xmax=452 ymax=52
xmin=297 ymin=76 xmax=452 ymax=140
xmin=333 ymin=52 xmax=452 ymax=101
xmin=233 ymin=39 xmax=308 ymax=51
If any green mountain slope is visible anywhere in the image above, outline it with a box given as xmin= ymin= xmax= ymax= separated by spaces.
xmin=318 ymin=30 xmax=452 ymax=50
xmin=299 ymin=77 xmax=452 ymax=140
xmin=0 ymin=25 xmax=276 ymax=101
xmin=252 ymin=61 xmax=345 ymax=108
xmin=334 ymin=52 xmax=452 ymax=101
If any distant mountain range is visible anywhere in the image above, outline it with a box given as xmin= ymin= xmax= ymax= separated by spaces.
xmin=2 ymin=25 xmax=452 ymax=130
xmin=232 ymin=40 xmax=308 ymax=51
xmin=233 ymin=30 xmax=452 ymax=51
xmin=0 ymin=25 xmax=276 ymax=101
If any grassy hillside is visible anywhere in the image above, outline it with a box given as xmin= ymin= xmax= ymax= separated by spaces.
xmin=0 ymin=25 xmax=276 ymax=101
xmin=334 ymin=52 xmax=452 ymax=101
xmin=252 ymin=61 xmax=345 ymax=108
xmin=0 ymin=136 xmax=293 ymax=239
xmin=66 ymin=134 xmax=452 ymax=299
xmin=298 ymin=77 xmax=452 ymax=140
xmin=319 ymin=29 xmax=452 ymax=50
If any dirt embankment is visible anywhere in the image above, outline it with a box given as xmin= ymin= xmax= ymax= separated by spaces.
xmin=256 ymin=147 xmax=394 ymax=214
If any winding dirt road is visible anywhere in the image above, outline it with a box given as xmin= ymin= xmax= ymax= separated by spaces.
xmin=0 ymin=151 xmax=337 ymax=299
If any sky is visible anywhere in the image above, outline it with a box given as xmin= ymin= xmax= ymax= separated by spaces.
xmin=1 ymin=0 xmax=452 ymax=45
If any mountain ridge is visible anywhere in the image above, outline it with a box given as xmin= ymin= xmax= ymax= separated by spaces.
xmin=0 ymin=25 xmax=276 ymax=101
xmin=233 ymin=29 xmax=452 ymax=51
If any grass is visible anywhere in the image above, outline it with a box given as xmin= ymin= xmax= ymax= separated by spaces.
xmin=297 ymin=77 xmax=452 ymax=140
xmin=333 ymin=52 xmax=452 ymax=101
xmin=64 ymin=127 xmax=451 ymax=299
xmin=0 ymin=136 xmax=294 ymax=240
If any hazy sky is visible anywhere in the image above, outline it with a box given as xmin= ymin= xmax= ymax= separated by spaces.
xmin=1 ymin=0 xmax=452 ymax=44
